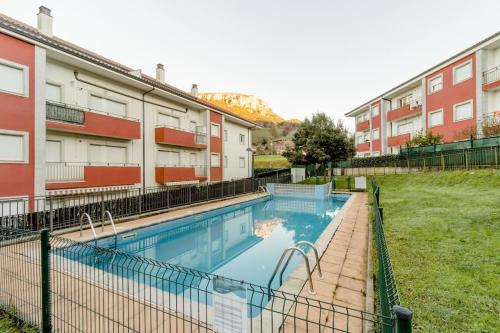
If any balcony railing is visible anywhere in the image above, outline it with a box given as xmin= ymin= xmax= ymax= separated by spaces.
xmin=155 ymin=165 xmax=208 ymax=183
xmin=390 ymin=97 xmax=422 ymax=111
xmin=46 ymin=101 xmax=85 ymax=124
xmin=46 ymin=162 xmax=140 ymax=182
xmin=155 ymin=125 xmax=207 ymax=148
xmin=356 ymin=119 xmax=370 ymax=132
xmin=483 ymin=66 xmax=500 ymax=85
xmin=46 ymin=100 xmax=139 ymax=122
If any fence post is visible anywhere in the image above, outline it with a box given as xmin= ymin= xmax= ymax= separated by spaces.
xmin=464 ymin=149 xmax=468 ymax=169
xmin=495 ymin=146 xmax=498 ymax=169
xmin=138 ymin=188 xmax=142 ymax=215
xmin=40 ymin=229 xmax=52 ymax=333
xmin=393 ymin=305 xmax=413 ymax=333
xmin=441 ymin=153 xmax=445 ymax=170
xmin=48 ymin=196 xmax=54 ymax=232
xmin=276 ymin=170 xmax=279 ymax=183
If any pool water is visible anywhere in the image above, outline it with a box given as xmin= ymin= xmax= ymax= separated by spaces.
xmin=89 ymin=194 xmax=349 ymax=289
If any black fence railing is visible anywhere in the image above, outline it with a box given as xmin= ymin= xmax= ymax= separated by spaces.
xmin=46 ymin=100 xmax=85 ymax=124
xmin=0 ymin=171 xmax=292 ymax=232
xmin=0 ymin=227 xmax=394 ymax=333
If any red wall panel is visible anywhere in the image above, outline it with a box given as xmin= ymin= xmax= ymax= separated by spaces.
xmin=0 ymin=33 xmax=35 ymax=198
xmin=210 ymin=112 xmax=223 ymax=181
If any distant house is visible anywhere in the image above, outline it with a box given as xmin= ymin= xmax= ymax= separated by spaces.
xmin=272 ymin=139 xmax=294 ymax=155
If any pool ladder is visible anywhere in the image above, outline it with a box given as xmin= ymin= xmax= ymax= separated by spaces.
xmin=79 ymin=210 xmax=118 ymax=243
xmin=267 ymin=241 xmax=323 ymax=296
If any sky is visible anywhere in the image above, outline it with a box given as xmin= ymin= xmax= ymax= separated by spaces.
xmin=1 ymin=0 xmax=499 ymax=129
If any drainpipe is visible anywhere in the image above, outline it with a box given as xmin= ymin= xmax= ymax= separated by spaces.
xmin=142 ymin=87 xmax=155 ymax=192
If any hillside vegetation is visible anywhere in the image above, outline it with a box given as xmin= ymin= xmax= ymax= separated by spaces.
xmin=375 ymin=170 xmax=500 ymax=332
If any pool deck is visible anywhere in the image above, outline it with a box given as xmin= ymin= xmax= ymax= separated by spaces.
xmin=281 ymin=192 xmax=373 ymax=332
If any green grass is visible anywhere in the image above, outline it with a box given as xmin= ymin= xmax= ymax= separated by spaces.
xmin=0 ymin=310 xmax=37 ymax=333
xmin=375 ymin=170 xmax=500 ymax=332
xmin=254 ymin=155 xmax=291 ymax=169
xmin=300 ymin=176 xmax=351 ymax=190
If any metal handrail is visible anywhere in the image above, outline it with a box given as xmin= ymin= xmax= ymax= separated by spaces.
xmin=278 ymin=241 xmax=323 ymax=286
xmin=102 ymin=210 xmax=118 ymax=237
xmin=268 ymin=246 xmax=315 ymax=295
xmin=79 ymin=213 xmax=97 ymax=242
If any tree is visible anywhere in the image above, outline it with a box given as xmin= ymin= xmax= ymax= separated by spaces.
xmin=283 ymin=113 xmax=355 ymax=165
xmin=405 ymin=130 xmax=444 ymax=147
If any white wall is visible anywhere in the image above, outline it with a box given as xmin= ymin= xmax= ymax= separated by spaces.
xmin=390 ymin=115 xmax=422 ymax=137
xmin=223 ymin=119 xmax=251 ymax=180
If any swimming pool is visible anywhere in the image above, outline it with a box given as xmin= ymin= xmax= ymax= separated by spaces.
xmin=79 ymin=193 xmax=349 ymax=289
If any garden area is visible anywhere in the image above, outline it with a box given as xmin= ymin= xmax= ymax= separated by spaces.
xmin=374 ymin=170 xmax=499 ymax=332
xmin=253 ymin=154 xmax=291 ymax=169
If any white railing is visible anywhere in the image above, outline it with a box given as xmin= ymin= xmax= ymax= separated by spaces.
xmin=46 ymin=162 xmax=85 ymax=182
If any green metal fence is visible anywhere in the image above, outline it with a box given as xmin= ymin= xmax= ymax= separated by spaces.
xmin=400 ymin=136 xmax=500 ymax=156
xmin=0 ymin=227 xmax=394 ymax=332
xmin=371 ymin=178 xmax=412 ymax=333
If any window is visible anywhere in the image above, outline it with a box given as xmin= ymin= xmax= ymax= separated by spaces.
xmin=357 ymin=135 xmax=363 ymax=144
xmin=0 ymin=131 xmax=28 ymax=162
xmin=239 ymin=134 xmax=245 ymax=144
xmin=189 ymin=121 xmax=197 ymax=132
xmin=428 ymin=109 xmax=444 ymax=127
xmin=239 ymin=157 xmax=246 ymax=168
xmin=356 ymin=115 xmax=362 ymax=124
xmin=46 ymin=140 xmax=62 ymax=162
xmin=189 ymin=153 xmax=197 ymax=166
xmin=397 ymin=122 xmax=411 ymax=135
xmin=90 ymin=95 xmax=127 ymax=117
xmin=46 ymin=83 xmax=62 ymax=102
xmin=454 ymin=100 xmax=473 ymax=121
xmin=0 ymin=59 xmax=28 ymax=96
xmin=224 ymin=155 xmax=228 ymax=168
xmin=398 ymin=94 xmax=412 ymax=108
xmin=211 ymin=123 xmax=220 ymax=137
xmin=428 ymin=75 xmax=443 ymax=94
xmin=363 ymin=131 xmax=370 ymax=141
xmin=89 ymin=144 xmax=126 ymax=164
xmin=157 ymin=150 xmax=181 ymax=165
xmin=223 ymin=130 xmax=228 ymax=142
xmin=372 ymin=105 xmax=379 ymax=116
xmin=372 ymin=128 xmax=380 ymax=140
xmin=157 ymin=113 xmax=180 ymax=128
xmin=453 ymin=60 xmax=472 ymax=84
xmin=211 ymin=153 xmax=220 ymax=167
xmin=372 ymin=151 xmax=380 ymax=157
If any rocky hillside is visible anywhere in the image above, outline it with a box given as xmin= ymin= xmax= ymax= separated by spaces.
xmin=199 ymin=92 xmax=285 ymax=124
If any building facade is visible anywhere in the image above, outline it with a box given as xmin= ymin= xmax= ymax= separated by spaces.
xmin=347 ymin=32 xmax=500 ymax=157
xmin=0 ymin=7 xmax=257 ymax=201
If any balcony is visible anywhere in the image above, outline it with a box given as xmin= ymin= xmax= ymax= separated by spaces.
xmin=45 ymin=162 xmax=141 ymax=190
xmin=387 ymin=133 xmax=411 ymax=147
xmin=155 ymin=165 xmax=208 ymax=183
xmin=155 ymin=126 xmax=207 ymax=149
xmin=387 ymin=101 xmax=422 ymax=122
xmin=482 ymin=66 xmax=500 ymax=91
xmin=45 ymin=101 xmax=141 ymax=140
xmin=356 ymin=119 xmax=370 ymax=132
xmin=356 ymin=142 xmax=370 ymax=152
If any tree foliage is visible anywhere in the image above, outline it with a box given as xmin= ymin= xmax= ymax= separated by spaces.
xmin=283 ymin=113 xmax=355 ymax=165
xmin=405 ymin=130 xmax=444 ymax=147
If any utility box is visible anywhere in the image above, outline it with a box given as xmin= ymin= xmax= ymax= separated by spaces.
xmin=291 ymin=167 xmax=306 ymax=183
xmin=354 ymin=176 xmax=367 ymax=191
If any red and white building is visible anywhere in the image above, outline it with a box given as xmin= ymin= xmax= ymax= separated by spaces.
xmin=346 ymin=32 xmax=500 ymax=156
xmin=0 ymin=7 xmax=258 ymax=201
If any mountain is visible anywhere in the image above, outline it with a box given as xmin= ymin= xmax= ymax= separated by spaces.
xmin=199 ymin=92 xmax=286 ymax=124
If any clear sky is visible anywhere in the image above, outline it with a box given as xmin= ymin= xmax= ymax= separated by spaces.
xmin=1 ymin=0 xmax=499 ymax=128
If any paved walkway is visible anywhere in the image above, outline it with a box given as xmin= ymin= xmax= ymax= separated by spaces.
xmin=282 ymin=192 xmax=372 ymax=332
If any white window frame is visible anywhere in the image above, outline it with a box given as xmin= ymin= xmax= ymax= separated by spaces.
xmin=88 ymin=93 xmax=129 ymax=118
xmin=87 ymin=142 xmax=128 ymax=165
xmin=0 ymin=58 xmax=29 ymax=97
xmin=372 ymin=128 xmax=380 ymax=140
xmin=211 ymin=123 xmax=220 ymax=138
xmin=397 ymin=122 xmax=412 ymax=135
xmin=453 ymin=100 xmax=473 ymax=122
xmin=428 ymin=74 xmax=443 ymax=94
xmin=453 ymin=60 xmax=472 ymax=85
xmin=239 ymin=157 xmax=246 ymax=168
xmin=210 ymin=153 xmax=220 ymax=167
xmin=428 ymin=109 xmax=444 ymax=128
xmin=46 ymin=139 xmax=63 ymax=163
xmin=0 ymin=129 xmax=29 ymax=163
xmin=372 ymin=105 xmax=379 ymax=117
xmin=45 ymin=81 xmax=64 ymax=103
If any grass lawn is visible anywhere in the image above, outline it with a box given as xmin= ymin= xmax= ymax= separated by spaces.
xmin=375 ymin=170 xmax=499 ymax=332
xmin=254 ymin=154 xmax=291 ymax=169
xmin=300 ymin=176 xmax=352 ymax=190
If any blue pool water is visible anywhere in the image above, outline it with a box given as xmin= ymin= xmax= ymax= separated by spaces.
xmin=86 ymin=194 xmax=349 ymax=289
